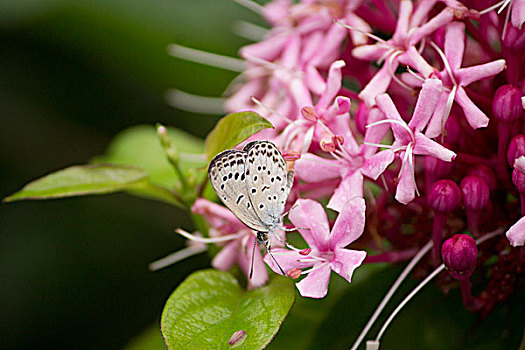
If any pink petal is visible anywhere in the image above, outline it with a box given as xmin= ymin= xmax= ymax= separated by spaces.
xmin=395 ymin=153 xmax=417 ymax=204
xmin=398 ymin=46 xmax=435 ymax=78
xmin=444 ymin=22 xmax=465 ymax=71
xmin=511 ymin=0 xmax=525 ymax=29
xmin=295 ymin=153 xmax=341 ymax=182
xmin=263 ymin=248 xmax=313 ymax=274
xmin=327 ymin=171 xmax=364 ymax=212
xmin=506 ymin=216 xmax=525 ymax=247
xmin=301 ymin=32 xmax=324 ymax=64
xmin=289 ymin=199 xmax=331 ymax=250
xmin=361 ymin=149 xmax=395 ymax=179
xmin=345 ymin=12 xmax=373 ymax=46
xmin=455 ymin=59 xmax=506 ymax=87
xmin=305 ymin=65 xmax=326 ymax=95
xmin=409 ymin=0 xmax=438 ymax=28
xmin=455 ymin=87 xmax=490 ymax=130
xmin=413 ymin=133 xmax=456 ymax=161
xmin=296 ymin=263 xmax=332 ymax=298
xmin=425 ymin=91 xmax=448 ymax=138
xmin=316 ymin=60 xmax=345 ymax=112
xmin=375 ymin=93 xmax=412 ymax=144
xmin=362 ymin=108 xmax=389 ymax=157
xmin=238 ymin=236 xmax=268 ymax=289
xmin=240 ymin=33 xmax=288 ymax=61
xmin=331 ymin=248 xmax=367 ymax=283
xmin=212 ymin=240 xmax=239 ymax=270
xmin=352 ymin=45 xmax=388 ymax=61
xmin=192 ymin=198 xmax=245 ymax=231
xmin=360 ymin=61 xmax=398 ymax=107
xmin=281 ymin=34 xmax=301 ymax=69
xmin=290 ymin=78 xmax=313 ymax=108
xmin=330 ymin=197 xmax=366 ymax=248
xmin=310 ymin=25 xmax=347 ymax=68
xmin=409 ymin=7 xmax=454 ymax=45
xmin=392 ymin=0 xmax=413 ymax=42
xmin=407 ymin=78 xmax=443 ymax=133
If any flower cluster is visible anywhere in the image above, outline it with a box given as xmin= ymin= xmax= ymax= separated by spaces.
xmin=171 ymin=0 xmax=524 ymax=317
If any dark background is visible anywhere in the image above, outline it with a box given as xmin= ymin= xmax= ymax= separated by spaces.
xmin=1 ymin=1 xmax=260 ymax=348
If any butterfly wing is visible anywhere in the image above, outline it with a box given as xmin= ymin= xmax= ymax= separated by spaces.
xmin=208 ymin=149 xmax=268 ymax=232
xmin=243 ymin=141 xmax=293 ymax=228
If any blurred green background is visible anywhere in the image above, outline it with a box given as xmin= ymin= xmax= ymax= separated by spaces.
xmin=1 ymin=1 xmax=259 ymax=348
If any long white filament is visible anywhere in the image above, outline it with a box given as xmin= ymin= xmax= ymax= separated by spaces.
xmin=360 ymin=228 xmax=504 ymax=349
xmin=350 ymin=240 xmax=433 ymax=350
xmin=165 ymin=89 xmax=226 ymax=114
xmin=167 ymin=44 xmax=245 ymax=72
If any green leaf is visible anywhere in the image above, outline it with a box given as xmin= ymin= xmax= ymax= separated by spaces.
xmin=205 ymin=112 xmax=273 ymax=161
xmin=95 ymin=124 xmax=206 ymax=189
xmin=161 ymin=269 xmax=295 ymax=350
xmin=4 ymin=164 xmax=147 ymax=202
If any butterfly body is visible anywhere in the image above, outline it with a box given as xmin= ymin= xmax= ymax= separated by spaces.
xmin=208 ymin=141 xmax=294 ymax=251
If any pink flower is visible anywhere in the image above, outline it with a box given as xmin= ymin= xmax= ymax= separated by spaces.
xmin=375 ymin=78 xmax=456 ymax=204
xmin=351 ymin=0 xmax=457 ymax=107
xmin=191 ymin=198 xmax=271 ymax=289
xmin=295 ymin=106 xmax=394 ymax=211
xmin=424 ymin=22 xmax=506 ymax=137
xmin=264 ymin=198 xmax=367 ymax=298
xmin=280 ymin=60 xmax=351 ymax=152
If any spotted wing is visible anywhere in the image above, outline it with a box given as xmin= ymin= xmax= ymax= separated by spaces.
xmin=243 ymin=141 xmax=293 ymax=228
xmin=208 ymin=150 xmax=267 ymax=232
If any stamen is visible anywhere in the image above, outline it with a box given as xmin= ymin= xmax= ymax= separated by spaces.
xmin=365 ymin=228 xmax=504 ymax=348
xmin=165 ymin=89 xmax=226 ymax=114
xmin=167 ymin=44 xmax=245 ymax=72
xmin=501 ymin=1 xmax=512 ymax=40
xmin=496 ymin=0 xmax=512 ymax=14
xmin=406 ymin=67 xmax=426 ymax=82
xmin=148 ymin=245 xmax=207 ymax=271
xmin=478 ymin=0 xmax=507 ymax=15
xmin=387 ymin=53 xmax=414 ymax=92
xmin=250 ymin=97 xmax=293 ymax=123
xmin=232 ymin=20 xmax=269 ymax=41
xmin=334 ymin=20 xmax=388 ymax=44
xmin=301 ymin=261 xmax=328 ymax=274
xmin=350 ymin=240 xmax=433 ymax=350
xmin=179 ymin=153 xmax=207 ymax=162
xmin=406 ymin=143 xmax=420 ymax=197
xmin=430 ymin=41 xmax=457 ymax=86
xmin=363 ymin=141 xmax=394 ymax=149
xmin=440 ymin=84 xmax=457 ymax=143
xmin=175 ymin=228 xmax=243 ymax=243
xmin=366 ymin=118 xmax=416 ymax=142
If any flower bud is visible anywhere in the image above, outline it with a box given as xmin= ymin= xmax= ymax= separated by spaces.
xmin=460 ymin=175 xmax=490 ymax=212
xmin=492 ymin=85 xmax=523 ymax=123
xmin=424 ymin=156 xmax=453 ymax=179
xmin=441 ymin=234 xmax=478 ymax=280
xmin=512 ymin=168 xmax=525 ymax=194
xmin=507 ymin=134 xmax=525 ymax=167
xmin=467 ymin=165 xmax=497 ymax=191
xmin=428 ymin=179 xmax=462 ymax=213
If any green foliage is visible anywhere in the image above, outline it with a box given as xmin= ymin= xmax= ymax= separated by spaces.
xmin=96 ymin=124 xmax=205 ymax=188
xmin=161 ymin=269 xmax=295 ymax=350
xmin=204 ymin=111 xmax=273 ymax=161
xmin=4 ymin=164 xmax=147 ymax=202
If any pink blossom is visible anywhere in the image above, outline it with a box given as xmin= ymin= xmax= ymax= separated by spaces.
xmin=264 ymin=198 xmax=367 ymax=298
xmin=295 ymin=106 xmax=394 ymax=211
xmin=424 ymin=22 xmax=506 ymax=137
xmin=351 ymin=0 xmax=457 ymax=107
xmin=375 ymin=78 xmax=456 ymax=204
xmin=191 ymin=198 xmax=270 ymax=289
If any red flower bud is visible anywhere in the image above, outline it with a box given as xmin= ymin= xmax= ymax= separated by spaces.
xmin=428 ymin=180 xmax=462 ymax=213
xmin=441 ymin=234 xmax=478 ymax=280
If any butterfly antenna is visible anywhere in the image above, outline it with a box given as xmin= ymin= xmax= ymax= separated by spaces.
xmin=267 ymin=244 xmax=286 ymax=276
xmin=249 ymin=238 xmax=257 ymax=279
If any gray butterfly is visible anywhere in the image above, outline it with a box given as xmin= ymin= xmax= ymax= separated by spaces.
xmin=208 ymin=140 xmax=294 ymax=276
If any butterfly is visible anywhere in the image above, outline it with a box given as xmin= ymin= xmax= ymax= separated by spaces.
xmin=208 ymin=140 xmax=294 ymax=277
